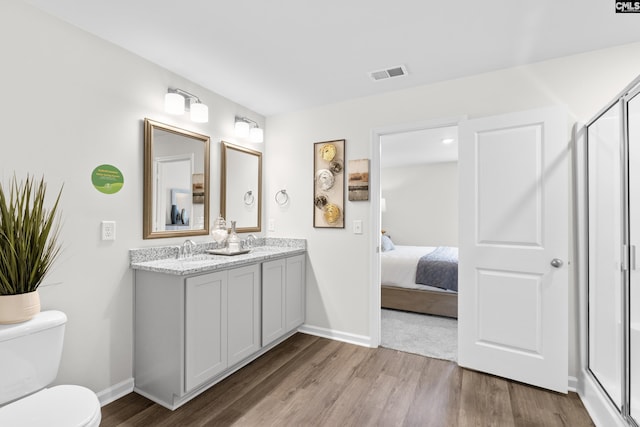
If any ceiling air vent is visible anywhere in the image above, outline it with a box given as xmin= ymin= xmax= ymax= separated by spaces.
xmin=369 ymin=65 xmax=408 ymax=81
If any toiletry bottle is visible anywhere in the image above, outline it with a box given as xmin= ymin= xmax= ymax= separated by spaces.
xmin=227 ymin=220 xmax=240 ymax=252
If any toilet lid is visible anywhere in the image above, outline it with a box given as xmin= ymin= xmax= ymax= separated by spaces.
xmin=0 ymin=385 xmax=101 ymax=427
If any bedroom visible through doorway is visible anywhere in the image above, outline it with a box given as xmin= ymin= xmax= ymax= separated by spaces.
xmin=379 ymin=124 xmax=459 ymax=361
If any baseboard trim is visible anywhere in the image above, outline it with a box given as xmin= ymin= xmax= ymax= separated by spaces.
xmin=96 ymin=377 xmax=134 ymax=407
xmin=578 ymin=371 xmax=627 ymax=427
xmin=298 ymin=324 xmax=373 ymax=347
xmin=568 ymin=375 xmax=578 ymax=393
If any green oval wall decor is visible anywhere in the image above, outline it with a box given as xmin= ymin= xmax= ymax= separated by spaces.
xmin=92 ymin=164 xmax=124 ymax=194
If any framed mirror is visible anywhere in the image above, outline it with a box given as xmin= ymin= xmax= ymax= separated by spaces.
xmin=143 ymin=118 xmax=210 ymax=239
xmin=221 ymin=142 xmax=262 ymax=233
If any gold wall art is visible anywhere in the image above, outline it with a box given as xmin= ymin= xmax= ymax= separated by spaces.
xmin=314 ymin=139 xmax=345 ymax=228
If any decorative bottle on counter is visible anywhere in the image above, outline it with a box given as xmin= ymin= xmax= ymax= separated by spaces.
xmin=227 ymin=220 xmax=240 ymax=253
xmin=211 ymin=214 xmax=228 ymax=247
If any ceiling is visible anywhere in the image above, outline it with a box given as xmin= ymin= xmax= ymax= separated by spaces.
xmin=381 ymin=126 xmax=458 ymax=168
xmin=21 ymin=0 xmax=640 ymax=117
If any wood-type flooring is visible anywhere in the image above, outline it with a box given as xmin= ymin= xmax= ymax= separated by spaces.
xmin=101 ymin=333 xmax=594 ymax=427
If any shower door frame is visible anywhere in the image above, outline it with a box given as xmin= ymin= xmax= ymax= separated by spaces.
xmin=584 ymin=75 xmax=640 ymax=427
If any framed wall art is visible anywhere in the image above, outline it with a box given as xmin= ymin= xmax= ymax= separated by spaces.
xmin=192 ymin=173 xmax=205 ymax=204
xmin=314 ymin=139 xmax=345 ymax=228
xmin=348 ymin=159 xmax=369 ymax=201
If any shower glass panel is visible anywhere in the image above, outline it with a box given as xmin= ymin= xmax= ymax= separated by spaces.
xmin=629 ymin=90 xmax=640 ymax=423
xmin=587 ymin=101 xmax=624 ymax=410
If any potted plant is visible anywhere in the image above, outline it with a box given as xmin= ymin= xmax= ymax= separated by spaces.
xmin=0 ymin=175 xmax=62 ymax=324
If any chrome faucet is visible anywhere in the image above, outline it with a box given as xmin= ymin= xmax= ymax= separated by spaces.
xmin=243 ymin=234 xmax=257 ymax=249
xmin=180 ymin=239 xmax=197 ymax=259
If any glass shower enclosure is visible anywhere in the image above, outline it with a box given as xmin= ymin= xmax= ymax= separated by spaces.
xmin=586 ymin=76 xmax=640 ymax=426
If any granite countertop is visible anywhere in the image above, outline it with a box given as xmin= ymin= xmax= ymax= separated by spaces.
xmin=130 ymin=238 xmax=306 ymax=276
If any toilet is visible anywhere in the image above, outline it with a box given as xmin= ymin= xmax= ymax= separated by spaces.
xmin=0 ymin=310 xmax=101 ymax=426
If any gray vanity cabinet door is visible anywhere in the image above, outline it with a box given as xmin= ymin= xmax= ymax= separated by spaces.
xmin=227 ymin=264 xmax=261 ymax=366
xmin=285 ymin=255 xmax=305 ymax=331
xmin=185 ymin=271 xmax=228 ymax=392
xmin=262 ymin=259 xmax=286 ymax=346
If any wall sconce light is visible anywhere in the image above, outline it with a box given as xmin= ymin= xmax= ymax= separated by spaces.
xmin=164 ymin=88 xmax=209 ymax=123
xmin=234 ymin=116 xmax=264 ymax=143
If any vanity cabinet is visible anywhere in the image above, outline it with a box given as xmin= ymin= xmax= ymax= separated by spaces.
xmin=262 ymin=254 xmax=306 ymax=346
xmin=134 ymin=254 xmax=303 ymax=410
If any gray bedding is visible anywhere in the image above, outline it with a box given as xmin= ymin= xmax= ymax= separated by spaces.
xmin=415 ymin=246 xmax=458 ymax=291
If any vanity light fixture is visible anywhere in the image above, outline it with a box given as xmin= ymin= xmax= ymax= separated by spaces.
xmin=234 ymin=119 xmax=250 ymax=138
xmin=164 ymin=88 xmax=209 ymax=123
xmin=234 ymin=116 xmax=264 ymax=143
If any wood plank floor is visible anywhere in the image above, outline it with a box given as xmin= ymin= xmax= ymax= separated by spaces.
xmin=101 ymin=333 xmax=594 ymax=427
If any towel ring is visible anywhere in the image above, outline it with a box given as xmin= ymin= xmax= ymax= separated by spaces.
xmin=244 ymin=190 xmax=255 ymax=206
xmin=275 ymin=189 xmax=289 ymax=206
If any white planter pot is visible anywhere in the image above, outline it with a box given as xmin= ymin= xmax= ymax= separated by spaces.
xmin=0 ymin=291 xmax=41 ymax=324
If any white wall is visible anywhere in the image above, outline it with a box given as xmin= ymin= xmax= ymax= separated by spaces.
xmin=0 ymin=1 xmax=264 ymax=398
xmin=265 ymin=41 xmax=640 ymax=378
xmin=381 ymin=162 xmax=458 ymax=246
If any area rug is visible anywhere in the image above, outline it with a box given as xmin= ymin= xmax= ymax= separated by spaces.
xmin=381 ymin=308 xmax=458 ymax=362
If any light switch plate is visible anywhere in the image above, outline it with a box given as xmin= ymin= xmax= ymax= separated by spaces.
xmin=353 ymin=220 xmax=363 ymax=234
xmin=101 ymin=221 xmax=116 ymax=241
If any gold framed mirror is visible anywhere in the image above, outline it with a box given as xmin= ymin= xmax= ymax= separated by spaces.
xmin=143 ymin=118 xmax=210 ymax=239
xmin=221 ymin=142 xmax=262 ymax=233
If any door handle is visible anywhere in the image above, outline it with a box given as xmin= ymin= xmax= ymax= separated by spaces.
xmin=550 ymin=258 xmax=563 ymax=268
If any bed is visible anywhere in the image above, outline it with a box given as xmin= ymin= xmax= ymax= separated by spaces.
xmin=381 ymin=241 xmax=458 ymax=318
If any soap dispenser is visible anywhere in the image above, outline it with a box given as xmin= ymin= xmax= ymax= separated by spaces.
xmin=227 ymin=220 xmax=241 ymax=253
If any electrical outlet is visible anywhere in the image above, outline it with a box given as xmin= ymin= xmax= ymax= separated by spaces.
xmin=268 ymin=218 xmax=275 ymax=232
xmin=101 ymin=221 xmax=116 ymax=241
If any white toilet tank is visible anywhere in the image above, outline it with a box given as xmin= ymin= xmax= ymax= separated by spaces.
xmin=0 ymin=310 xmax=67 ymax=405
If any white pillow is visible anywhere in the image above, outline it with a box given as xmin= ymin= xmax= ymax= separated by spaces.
xmin=381 ymin=235 xmax=395 ymax=252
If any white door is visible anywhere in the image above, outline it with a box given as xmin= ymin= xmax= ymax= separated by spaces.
xmin=458 ymin=106 xmax=568 ymax=393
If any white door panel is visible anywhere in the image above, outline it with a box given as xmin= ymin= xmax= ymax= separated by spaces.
xmin=477 ymin=125 xmax=542 ymax=246
xmin=459 ymin=106 xmax=568 ymax=393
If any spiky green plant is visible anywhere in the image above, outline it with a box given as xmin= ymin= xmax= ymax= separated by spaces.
xmin=0 ymin=175 xmax=62 ymax=295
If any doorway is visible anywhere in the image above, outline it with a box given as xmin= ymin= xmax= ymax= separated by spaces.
xmin=371 ymin=117 xmax=463 ymax=361
xmin=154 ymin=154 xmax=194 ymax=232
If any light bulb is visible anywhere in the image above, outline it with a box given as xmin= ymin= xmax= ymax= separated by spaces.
xmin=249 ymin=127 xmax=264 ymax=143
xmin=190 ymin=102 xmax=208 ymax=123
xmin=235 ymin=120 xmax=250 ymax=138
xmin=165 ymin=92 xmax=185 ymax=115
